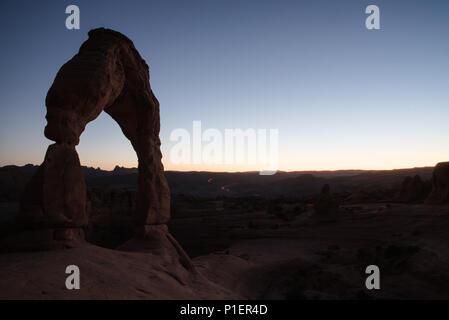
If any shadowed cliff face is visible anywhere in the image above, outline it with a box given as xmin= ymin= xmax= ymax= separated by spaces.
xmin=4 ymin=28 xmax=171 ymax=251
xmin=426 ymin=162 xmax=449 ymax=204
xmin=396 ymin=175 xmax=431 ymax=204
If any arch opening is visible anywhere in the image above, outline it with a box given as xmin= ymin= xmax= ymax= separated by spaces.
xmin=78 ymin=112 xmax=138 ymax=248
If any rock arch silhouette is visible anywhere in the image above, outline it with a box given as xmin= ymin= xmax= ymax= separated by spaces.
xmin=8 ymin=29 xmax=171 ymax=251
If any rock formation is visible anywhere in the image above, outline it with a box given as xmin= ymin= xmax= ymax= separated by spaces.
xmin=1 ymin=28 xmax=172 ymax=252
xmin=314 ymin=184 xmax=340 ymax=217
xmin=396 ymin=175 xmax=430 ymax=203
xmin=426 ymin=162 xmax=449 ymax=204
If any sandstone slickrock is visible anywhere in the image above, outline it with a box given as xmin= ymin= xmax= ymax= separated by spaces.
xmin=426 ymin=162 xmax=449 ymax=204
xmin=1 ymin=28 xmax=171 ymax=252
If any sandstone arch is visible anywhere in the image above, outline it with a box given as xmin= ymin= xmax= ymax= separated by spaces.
xmin=5 ymin=28 xmax=172 ymax=251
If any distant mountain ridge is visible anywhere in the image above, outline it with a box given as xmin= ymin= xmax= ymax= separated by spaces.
xmin=0 ymin=163 xmax=435 ymax=201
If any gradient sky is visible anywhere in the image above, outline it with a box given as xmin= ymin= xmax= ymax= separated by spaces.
xmin=0 ymin=0 xmax=448 ymax=171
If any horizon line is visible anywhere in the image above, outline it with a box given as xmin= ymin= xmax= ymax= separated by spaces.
xmin=1 ymin=162 xmax=443 ymax=174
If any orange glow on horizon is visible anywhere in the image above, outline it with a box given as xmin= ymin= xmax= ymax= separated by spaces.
xmin=1 ymin=158 xmax=444 ymax=173
xmin=76 ymin=159 xmax=443 ymax=173
xmin=4 ymin=148 xmax=446 ymax=172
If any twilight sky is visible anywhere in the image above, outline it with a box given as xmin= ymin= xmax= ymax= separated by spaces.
xmin=0 ymin=0 xmax=448 ymax=171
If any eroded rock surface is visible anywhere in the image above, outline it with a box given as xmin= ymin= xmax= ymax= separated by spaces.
xmin=426 ymin=162 xmax=449 ymax=204
xmin=396 ymin=175 xmax=430 ymax=203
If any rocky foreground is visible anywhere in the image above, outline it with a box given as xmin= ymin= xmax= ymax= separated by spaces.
xmin=1 ymin=201 xmax=449 ymax=299
xmin=0 ymin=243 xmax=238 ymax=299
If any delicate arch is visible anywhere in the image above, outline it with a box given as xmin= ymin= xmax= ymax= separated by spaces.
xmin=11 ymin=28 xmax=170 ymax=250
